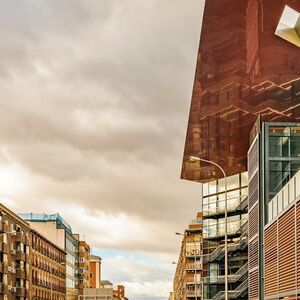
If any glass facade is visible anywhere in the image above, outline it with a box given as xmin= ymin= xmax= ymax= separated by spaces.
xmin=202 ymin=172 xmax=248 ymax=299
xmin=267 ymin=124 xmax=300 ymax=201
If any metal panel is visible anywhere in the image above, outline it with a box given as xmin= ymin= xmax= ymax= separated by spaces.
xmin=182 ymin=0 xmax=300 ymax=182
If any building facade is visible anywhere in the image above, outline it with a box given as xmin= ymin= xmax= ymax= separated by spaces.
xmin=264 ymin=170 xmax=300 ymax=299
xmin=173 ymin=212 xmax=203 ymax=300
xmin=248 ymin=121 xmax=300 ymax=299
xmin=19 ymin=213 xmax=78 ymax=300
xmin=180 ymin=1 xmax=300 ymax=299
xmin=89 ymin=255 xmax=102 ymax=289
xmin=202 ymin=173 xmax=248 ymax=300
xmin=82 ymin=287 xmax=113 ymax=300
xmin=181 ymin=0 xmax=300 ymax=182
xmin=0 ymin=204 xmax=31 ymax=300
xmin=31 ymin=229 xmax=66 ymax=300
xmin=113 ymin=285 xmax=125 ymax=300
xmin=77 ymin=240 xmax=91 ymax=293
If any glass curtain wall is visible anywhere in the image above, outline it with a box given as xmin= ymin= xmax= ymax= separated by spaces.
xmin=268 ymin=125 xmax=300 ymax=200
xmin=202 ymin=172 xmax=248 ymax=300
xmin=265 ymin=124 xmax=300 ymax=224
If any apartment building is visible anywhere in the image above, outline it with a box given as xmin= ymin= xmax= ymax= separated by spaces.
xmin=113 ymin=285 xmax=125 ymax=300
xmin=78 ymin=240 xmax=91 ymax=292
xmin=19 ymin=213 xmax=78 ymax=300
xmin=89 ymin=255 xmax=102 ymax=289
xmin=173 ymin=212 xmax=203 ymax=300
xmin=31 ymin=229 xmax=66 ymax=300
xmin=0 ymin=204 xmax=31 ymax=300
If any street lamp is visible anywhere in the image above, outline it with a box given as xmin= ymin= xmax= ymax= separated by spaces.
xmin=189 ymin=156 xmax=228 ymax=300
xmin=175 ymin=232 xmax=199 ymax=300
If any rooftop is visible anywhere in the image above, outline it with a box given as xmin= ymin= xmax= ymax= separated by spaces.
xmin=18 ymin=212 xmax=72 ymax=233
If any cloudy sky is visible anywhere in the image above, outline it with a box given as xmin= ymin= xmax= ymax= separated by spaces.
xmin=0 ymin=1 xmax=205 ymax=299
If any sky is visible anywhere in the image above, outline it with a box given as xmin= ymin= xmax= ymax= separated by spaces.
xmin=0 ymin=1 xmax=205 ymax=299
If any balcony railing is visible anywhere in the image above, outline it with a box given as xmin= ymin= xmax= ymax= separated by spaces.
xmin=203 ymin=195 xmax=248 ymax=217
xmin=0 ymin=243 xmax=8 ymax=254
xmin=15 ymin=232 xmax=26 ymax=243
xmin=203 ymin=263 xmax=248 ymax=284
xmin=191 ymin=219 xmax=203 ymax=225
xmin=186 ymin=274 xmax=201 ymax=283
xmin=0 ymin=263 xmax=8 ymax=274
xmin=0 ymin=283 xmax=8 ymax=294
xmin=186 ymin=249 xmax=201 ymax=257
xmin=210 ymin=278 xmax=248 ymax=300
xmin=186 ymin=262 xmax=202 ymax=270
xmin=0 ymin=221 xmax=8 ymax=233
xmin=186 ymin=289 xmax=202 ymax=297
xmin=203 ymin=220 xmax=247 ymax=239
xmin=16 ymin=287 xmax=26 ymax=297
xmin=205 ymin=223 xmax=248 ymax=262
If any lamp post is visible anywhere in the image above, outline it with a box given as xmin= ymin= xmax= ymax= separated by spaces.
xmin=189 ymin=156 xmax=228 ymax=300
xmin=175 ymin=232 xmax=199 ymax=300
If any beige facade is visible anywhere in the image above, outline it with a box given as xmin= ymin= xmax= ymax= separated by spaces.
xmin=81 ymin=287 xmax=113 ymax=300
xmin=173 ymin=212 xmax=203 ymax=300
xmin=77 ymin=240 xmax=91 ymax=293
xmin=31 ymin=229 xmax=66 ymax=300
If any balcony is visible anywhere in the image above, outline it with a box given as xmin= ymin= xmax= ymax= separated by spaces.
xmin=0 ymin=243 xmax=8 ymax=254
xmin=186 ymin=262 xmax=202 ymax=270
xmin=186 ymin=289 xmax=202 ymax=297
xmin=205 ymin=226 xmax=248 ymax=263
xmin=15 ymin=251 xmax=26 ymax=261
xmin=15 ymin=232 xmax=26 ymax=243
xmin=203 ymin=195 xmax=248 ymax=218
xmin=0 ymin=263 xmax=8 ymax=274
xmin=0 ymin=221 xmax=8 ymax=233
xmin=210 ymin=278 xmax=248 ymax=300
xmin=16 ymin=287 xmax=26 ymax=297
xmin=203 ymin=219 xmax=247 ymax=240
xmin=186 ymin=249 xmax=201 ymax=258
xmin=185 ymin=274 xmax=201 ymax=284
xmin=203 ymin=263 xmax=248 ymax=284
xmin=0 ymin=283 xmax=8 ymax=294
xmin=16 ymin=269 xmax=26 ymax=279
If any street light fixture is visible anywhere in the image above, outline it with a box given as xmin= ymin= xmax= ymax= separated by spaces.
xmin=189 ymin=155 xmax=228 ymax=300
xmin=175 ymin=232 xmax=199 ymax=300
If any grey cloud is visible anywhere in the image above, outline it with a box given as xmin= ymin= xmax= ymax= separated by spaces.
xmin=0 ymin=0 xmax=204 ymax=253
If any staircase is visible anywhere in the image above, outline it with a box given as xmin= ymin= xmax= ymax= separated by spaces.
xmin=205 ymin=222 xmax=248 ymax=263
xmin=210 ymin=278 xmax=248 ymax=300
xmin=203 ymin=263 xmax=248 ymax=284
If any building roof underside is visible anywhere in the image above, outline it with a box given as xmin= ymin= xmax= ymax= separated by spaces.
xmin=181 ymin=0 xmax=300 ymax=183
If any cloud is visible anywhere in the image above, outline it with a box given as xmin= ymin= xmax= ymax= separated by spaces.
xmin=98 ymin=251 xmax=177 ymax=298
xmin=0 ymin=0 xmax=205 ymax=298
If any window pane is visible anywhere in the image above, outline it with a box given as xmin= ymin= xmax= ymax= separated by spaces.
xmin=241 ymin=172 xmax=248 ymax=187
